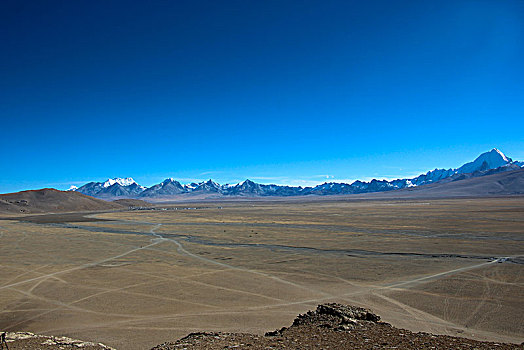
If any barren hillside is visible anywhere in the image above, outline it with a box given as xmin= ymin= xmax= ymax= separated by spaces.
xmin=0 ymin=188 xmax=122 ymax=214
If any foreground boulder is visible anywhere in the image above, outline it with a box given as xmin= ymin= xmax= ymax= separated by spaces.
xmin=152 ymin=303 xmax=523 ymax=350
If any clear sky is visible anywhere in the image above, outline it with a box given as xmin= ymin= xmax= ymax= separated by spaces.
xmin=1 ymin=0 xmax=523 ymax=192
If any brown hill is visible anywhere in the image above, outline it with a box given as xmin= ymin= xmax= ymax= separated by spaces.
xmin=0 ymin=188 xmax=123 ymax=214
xmin=152 ymin=303 xmax=523 ymax=350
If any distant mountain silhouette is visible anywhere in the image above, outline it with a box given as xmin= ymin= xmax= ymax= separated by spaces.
xmin=70 ymin=149 xmax=523 ymax=200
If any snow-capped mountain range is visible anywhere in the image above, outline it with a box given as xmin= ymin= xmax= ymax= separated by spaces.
xmin=73 ymin=177 xmax=146 ymax=198
xmin=73 ymin=149 xmax=523 ymax=199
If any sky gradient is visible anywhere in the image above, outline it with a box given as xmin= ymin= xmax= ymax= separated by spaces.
xmin=1 ymin=0 xmax=523 ymax=192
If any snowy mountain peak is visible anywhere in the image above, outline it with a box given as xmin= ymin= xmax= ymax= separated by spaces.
xmin=491 ymin=148 xmax=510 ymax=162
xmin=456 ymin=149 xmax=512 ymax=174
xmin=239 ymin=179 xmax=258 ymax=188
xmin=68 ymin=185 xmax=78 ymax=191
xmin=204 ymin=179 xmax=220 ymax=187
xmin=102 ymin=177 xmax=137 ymax=188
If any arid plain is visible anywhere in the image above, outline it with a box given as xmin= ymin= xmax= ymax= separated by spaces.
xmin=1 ymin=197 xmax=523 ymax=349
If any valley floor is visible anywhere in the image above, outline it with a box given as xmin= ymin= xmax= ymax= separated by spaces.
xmin=0 ymin=197 xmax=523 ymax=349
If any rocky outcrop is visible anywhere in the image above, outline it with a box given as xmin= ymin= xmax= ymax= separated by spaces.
xmin=293 ymin=303 xmax=381 ymax=325
xmin=152 ymin=303 xmax=524 ymax=350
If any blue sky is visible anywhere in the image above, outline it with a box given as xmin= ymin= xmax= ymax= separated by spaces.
xmin=1 ymin=0 xmax=523 ymax=192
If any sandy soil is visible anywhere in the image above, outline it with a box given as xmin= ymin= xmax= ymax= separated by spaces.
xmin=0 ymin=197 xmax=522 ymax=349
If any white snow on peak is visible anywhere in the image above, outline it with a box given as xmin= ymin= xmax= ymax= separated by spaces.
xmin=68 ymin=185 xmax=78 ymax=191
xmin=183 ymin=183 xmax=198 ymax=190
xmin=103 ymin=177 xmax=137 ymax=188
xmin=203 ymin=179 xmax=220 ymax=187
xmin=222 ymin=183 xmax=238 ymax=188
xmin=491 ymin=148 xmax=510 ymax=162
xmin=456 ymin=149 xmax=512 ymax=174
xmin=222 ymin=180 xmax=246 ymax=188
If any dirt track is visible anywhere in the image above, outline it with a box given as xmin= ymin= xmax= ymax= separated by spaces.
xmin=1 ymin=198 xmax=523 ymax=349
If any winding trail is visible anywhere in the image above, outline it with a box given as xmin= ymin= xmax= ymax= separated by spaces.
xmin=1 ymin=212 xmax=513 ymax=300
xmin=2 ymin=210 xmax=521 ymax=346
xmin=14 ymin=213 xmax=509 ymax=295
xmin=147 ymin=222 xmax=332 ymax=296
xmin=382 ymin=258 xmax=506 ymax=290
xmin=51 ymin=221 xmax=503 ymax=261
xmin=0 ymin=232 xmax=163 ymax=291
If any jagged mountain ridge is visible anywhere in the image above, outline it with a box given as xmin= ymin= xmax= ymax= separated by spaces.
xmin=73 ymin=149 xmax=523 ymax=199
xmin=140 ymin=178 xmax=187 ymax=197
xmin=76 ymin=178 xmax=145 ymax=199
